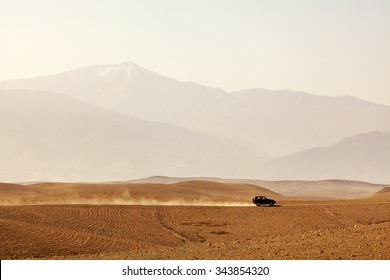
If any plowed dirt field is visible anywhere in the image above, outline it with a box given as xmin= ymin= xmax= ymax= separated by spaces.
xmin=0 ymin=182 xmax=389 ymax=260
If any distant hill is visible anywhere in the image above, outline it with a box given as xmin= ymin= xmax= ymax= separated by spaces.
xmin=0 ymin=180 xmax=282 ymax=205
xmin=375 ymin=187 xmax=390 ymax=194
xmin=259 ymin=131 xmax=390 ymax=184
xmin=123 ymin=176 xmax=385 ymax=199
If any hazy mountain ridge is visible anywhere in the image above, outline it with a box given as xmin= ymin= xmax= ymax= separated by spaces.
xmin=1 ymin=62 xmax=389 ymax=158
xmin=260 ymin=131 xmax=390 ymax=184
xmin=0 ymin=89 xmax=266 ymax=182
xmin=0 ymin=62 xmax=389 ymax=183
xmin=0 ymin=62 xmax=228 ymax=125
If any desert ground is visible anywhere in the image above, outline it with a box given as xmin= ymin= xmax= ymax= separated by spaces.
xmin=0 ymin=180 xmax=389 ymax=260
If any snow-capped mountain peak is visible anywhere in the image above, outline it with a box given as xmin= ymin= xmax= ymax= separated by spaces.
xmin=96 ymin=61 xmax=137 ymax=77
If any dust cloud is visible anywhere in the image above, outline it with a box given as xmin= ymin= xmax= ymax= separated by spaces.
xmin=0 ymin=196 xmax=253 ymax=207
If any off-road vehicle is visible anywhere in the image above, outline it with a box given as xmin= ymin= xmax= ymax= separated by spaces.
xmin=252 ymin=195 xmax=276 ymax=206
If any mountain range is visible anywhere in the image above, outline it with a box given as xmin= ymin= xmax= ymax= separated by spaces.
xmin=259 ymin=131 xmax=390 ymax=183
xmin=0 ymin=62 xmax=389 ymax=183
xmin=0 ymin=89 xmax=265 ymax=182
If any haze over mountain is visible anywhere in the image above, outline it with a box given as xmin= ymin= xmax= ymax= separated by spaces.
xmin=0 ymin=62 xmax=389 ymax=183
xmin=2 ymin=62 xmax=390 ymax=157
xmin=0 ymin=89 xmax=266 ymax=182
xmin=259 ymin=131 xmax=390 ymax=184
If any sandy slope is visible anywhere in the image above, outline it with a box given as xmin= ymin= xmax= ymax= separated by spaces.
xmin=0 ymin=181 xmax=282 ymax=206
xmin=0 ymin=181 xmax=389 ymax=260
xmin=124 ymin=176 xmax=386 ymax=199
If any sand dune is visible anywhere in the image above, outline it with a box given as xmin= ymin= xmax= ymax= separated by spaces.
xmin=124 ymin=176 xmax=386 ymax=199
xmin=2 ymin=179 xmax=384 ymax=208
xmin=367 ymin=187 xmax=390 ymax=201
xmin=0 ymin=181 xmax=281 ymax=206
xmin=375 ymin=187 xmax=390 ymax=194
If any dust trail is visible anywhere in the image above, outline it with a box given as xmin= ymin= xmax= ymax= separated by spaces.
xmin=109 ymin=198 xmax=253 ymax=207
xmin=0 ymin=197 xmax=253 ymax=207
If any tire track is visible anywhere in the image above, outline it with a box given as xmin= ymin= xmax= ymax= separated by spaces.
xmin=155 ymin=207 xmax=191 ymax=244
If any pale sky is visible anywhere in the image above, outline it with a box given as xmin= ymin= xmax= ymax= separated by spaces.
xmin=1 ymin=0 xmax=389 ymax=105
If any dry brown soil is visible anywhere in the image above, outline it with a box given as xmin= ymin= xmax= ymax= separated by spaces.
xmin=0 ymin=181 xmax=389 ymax=260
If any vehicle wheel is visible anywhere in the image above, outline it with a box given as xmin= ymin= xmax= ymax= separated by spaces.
xmin=270 ymin=203 xmax=275 ymax=206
